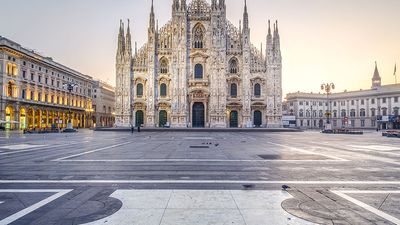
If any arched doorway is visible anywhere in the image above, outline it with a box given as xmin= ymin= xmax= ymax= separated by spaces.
xmin=42 ymin=110 xmax=48 ymax=128
xmin=136 ymin=110 xmax=144 ymax=127
xmin=20 ymin=108 xmax=27 ymax=130
xmin=5 ymin=106 xmax=14 ymax=130
xmin=192 ymin=102 xmax=205 ymax=128
xmin=27 ymin=108 xmax=34 ymax=129
xmin=35 ymin=109 xmax=41 ymax=129
xmin=254 ymin=110 xmax=262 ymax=127
xmin=230 ymin=111 xmax=238 ymax=128
xmin=159 ymin=110 xmax=167 ymax=127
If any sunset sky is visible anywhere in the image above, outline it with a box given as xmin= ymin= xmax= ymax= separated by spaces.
xmin=1 ymin=0 xmax=399 ymax=96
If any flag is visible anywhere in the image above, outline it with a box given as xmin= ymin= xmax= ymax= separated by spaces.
xmin=395 ymin=63 xmax=397 ymax=76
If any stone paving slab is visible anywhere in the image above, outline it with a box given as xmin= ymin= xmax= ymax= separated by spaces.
xmin=81 ymin=190 xmax=315 ymax=225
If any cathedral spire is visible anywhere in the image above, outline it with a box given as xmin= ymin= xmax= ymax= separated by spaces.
xmin=135 ymin=41 xmax=137 ymax=56
xmin=243 ymin=0 xmax=249 ymax=31
xmin=149 ymin=0 xmax=155 ymax=31
xmin=274 ymin=21 xmax=280 ymax=49
xmin=117 ymin=20 xmax=126 ymax=56
xmin=125 ymin=19 xmax=132 ymax=56
xmin=268 ymin=20 xmax=271 ymax=37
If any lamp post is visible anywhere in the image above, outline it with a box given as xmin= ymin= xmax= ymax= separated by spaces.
xmin=63 ymin=82 xmax=78 ymax=132
xmin=321 ymin=83 xmax=335 ymax=130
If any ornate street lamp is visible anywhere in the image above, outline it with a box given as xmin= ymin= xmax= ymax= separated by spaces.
xmin=63 ymin=82 xmax=78 ymax=132
xmin=321 ymin=83 xmax=335 ymax=128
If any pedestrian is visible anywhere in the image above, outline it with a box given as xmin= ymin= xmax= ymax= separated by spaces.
xmin=138 ymin=125 xmax=141 ymax=133
xmin=130 ymin=123 xmax=134 ymax=134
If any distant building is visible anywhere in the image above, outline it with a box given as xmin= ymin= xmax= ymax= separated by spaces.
xmin=285 ymin=63 xmax=400 ymax=130
xmin=0 ymin=36 xmax=94 ymax=130
xmin=92 ymin=80 xmax=115 ymax=127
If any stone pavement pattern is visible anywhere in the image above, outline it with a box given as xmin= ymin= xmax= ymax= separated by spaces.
xmin=0 ymin=130 xmax=399 ymax=224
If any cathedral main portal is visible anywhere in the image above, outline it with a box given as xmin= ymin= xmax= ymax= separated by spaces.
xmin=192 ymin=102 xmax=205 ymax=128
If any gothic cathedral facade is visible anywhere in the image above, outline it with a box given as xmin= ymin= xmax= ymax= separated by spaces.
xmin=115 ymin=0 xmax=283 ymax=128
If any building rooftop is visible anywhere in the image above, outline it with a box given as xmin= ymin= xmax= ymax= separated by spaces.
xmin=0 ymin=36 xmax=93 ymax=81
xmin=286 ymin=83 xmax=400 ymax=100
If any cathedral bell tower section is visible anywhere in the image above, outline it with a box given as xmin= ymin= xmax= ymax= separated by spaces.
xmin=146 ymin=0 xmax=158 ymax=127
xmin=241 ymin=0 xmax=252 ymax=128
xmin=171 ymin=0 xmax=189 ymax=127
xmin=209 ymin=0 xmax=227 ymax=128
xmin=115 ymin=20 xmax=133 ymax=127
xmin=266 ymin=21 xmax=283 ymax=128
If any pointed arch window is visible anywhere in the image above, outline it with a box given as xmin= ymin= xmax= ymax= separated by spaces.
xmin=194 ymin=64 xmax=203 ymax=79
xmin=193 ymin=24 xmax=205 ymax=49
xmin=254 ymin=83 xmax=261 ymax=97
xmin=160 ymin=83 xmax=167 ymax=97
xmin=229 ymin=58 xmax=238 ymax=74
xmin=230 ymin=83 xmax=237 ymax=97
xmin=136 ymin=83 xmax=143 ymax=97
xmin=160 ymin=59 xmax=168 ymax=74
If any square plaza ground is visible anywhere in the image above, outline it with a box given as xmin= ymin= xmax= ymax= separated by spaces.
xmin=0 ymin=130 xmax=399 ymax=225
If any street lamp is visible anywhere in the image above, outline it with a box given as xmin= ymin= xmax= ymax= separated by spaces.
xmin=321 ymin=83 xmax=335 ymax=129
xmin=63 ymin=82 xmax=78 ymax=132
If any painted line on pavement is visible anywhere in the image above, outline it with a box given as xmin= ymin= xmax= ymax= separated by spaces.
xmin=267 ymin=142 xmax=348 ymax=161
xmin=332 ymin=190 xmax=400 ymax=225
xmin=0 ymin=201 xmax=3 ymax=204
xmin=0 ymin=180 xmax=400 ymax=184
xmin=0 ymin=141 xmax=90 ymax=156
xmin=52 ymin=141 xmax=134 ymax=161
xmin=0 ymin=189 xmax=72 ymax=225
xmin=58 ymin=159 xmax=344 ymax=163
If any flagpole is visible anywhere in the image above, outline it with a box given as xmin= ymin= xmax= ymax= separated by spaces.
xmin=395 ymin=63 xmax=397 ymax=84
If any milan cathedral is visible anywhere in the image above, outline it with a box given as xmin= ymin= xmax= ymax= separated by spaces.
xmin=115 ymin=0 xmax=283 ymax=128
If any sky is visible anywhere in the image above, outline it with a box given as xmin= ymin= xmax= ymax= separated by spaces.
xmin=1 ymin=0 xmax=399 ymax=96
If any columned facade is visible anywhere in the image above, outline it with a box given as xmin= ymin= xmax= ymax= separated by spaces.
xmin=0 ymin=36 xmax=94 ymax=130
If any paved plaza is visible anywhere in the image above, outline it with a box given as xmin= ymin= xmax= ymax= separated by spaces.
xmin=0 ymin=130 xmax=399 ymax=224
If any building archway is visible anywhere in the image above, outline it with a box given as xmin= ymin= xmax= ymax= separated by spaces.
xmin=254 ymin=110 xmax=262 ymax=127
xmin=136 ymin=110 xmax=144 ymax=127
xmin=35 ymin=109 xmax=41 ymax=129
xmin=27 ymin=108 xmax=34 ymax=129
xmin=159 ymin=110 xmax=167 ymax=127
xmin=5 ymin=105 xmax=14 ymax=130
xmin=230 ymin=110 xmax=238 ymax=128
xmin=192 ymin=102 xmax=205 ymax=128
xmin=20 ymin=108 xmax=27 ymax=130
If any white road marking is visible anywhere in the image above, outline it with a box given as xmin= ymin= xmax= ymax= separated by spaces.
xmin=0 ymin=144 xmax=47 ymax=150
xmin=184 ymin=137 xmax=214 ymax=140
xmin=0 ymin=180 xmax=400 ymax=184
xmin=0 ymin=189 xmax=72 ymax=225
xmin=309 ymin=141 xmax=400 ymax=166
xmin=52 ymin=141 xmax=134 ymax=161
xmin=58 ymin=159 xmax=344 ymax=162
xmin=348 ymin=145 xmax=400 ymax=151
xmin=332 ymin=190 xmax=400 ymax=225
xmin=0 ymin=201 xmax=3 ymax=204
xmin=267 ymin=142 xmax=348 ymax=161
xmin=0 ymin=141 xmax=90 ymax=156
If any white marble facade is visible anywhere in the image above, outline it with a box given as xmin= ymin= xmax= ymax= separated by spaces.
xmin=115 ymin=0 xmax=283 ymax=128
